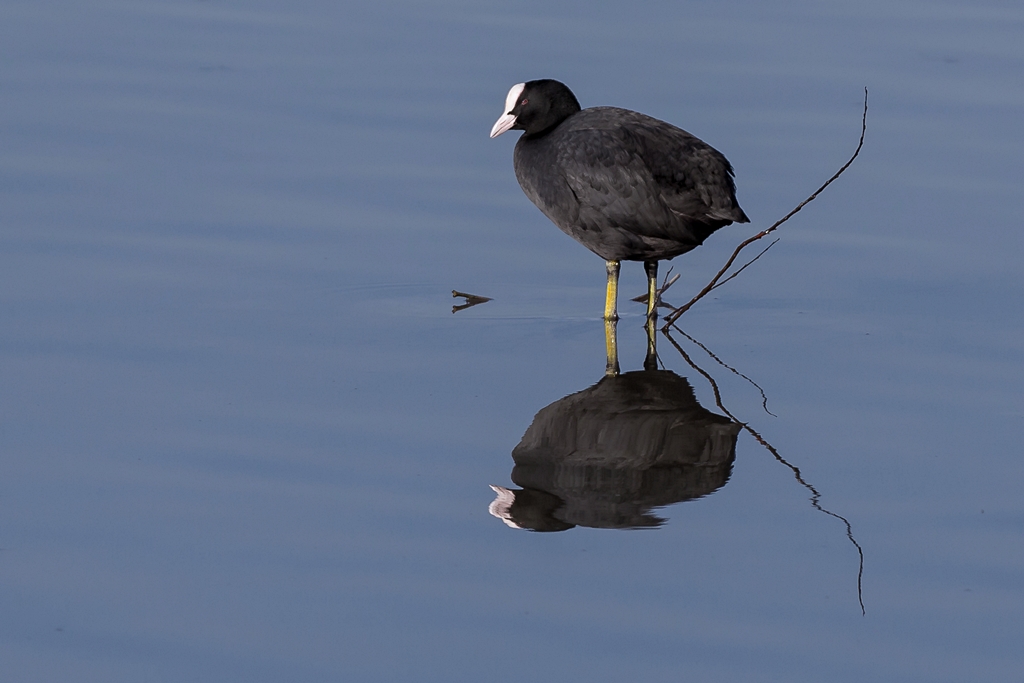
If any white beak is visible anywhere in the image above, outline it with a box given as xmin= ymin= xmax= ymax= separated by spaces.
xmin=489 ymin=113 xmax=517 ymax=138
xmin=489 ymin=82 xmax=526 ymax=138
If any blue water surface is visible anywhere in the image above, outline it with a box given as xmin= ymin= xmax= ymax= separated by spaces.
xmin=1 ymin=0 xmax=1022 ymax=681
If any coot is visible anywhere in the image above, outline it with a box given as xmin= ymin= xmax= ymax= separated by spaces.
xmin=490 ymin=79 xmax=748 ymax=324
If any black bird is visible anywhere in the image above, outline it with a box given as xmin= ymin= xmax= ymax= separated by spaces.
xmin=490 ymin=79 xmax=748 ymax=325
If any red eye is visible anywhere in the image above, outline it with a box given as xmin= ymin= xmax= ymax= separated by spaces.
xmin=521 ymin=99 xmax=528 ymax=105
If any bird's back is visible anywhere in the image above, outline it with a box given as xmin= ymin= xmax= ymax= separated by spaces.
xmin=514 ymin=106 xmax=748 ymax=262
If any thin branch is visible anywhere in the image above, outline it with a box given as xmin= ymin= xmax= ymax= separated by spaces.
xmin=710 ymin=239 xmax=780 ymax=292
xmin=631 ymin=269 xmax=681 ymax=308
xmin=662 ymin=88 xmax=868 ymax=328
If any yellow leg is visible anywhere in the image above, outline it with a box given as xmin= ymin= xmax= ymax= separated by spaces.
xmin=604 ymin=260 xmax=620 ymax=321
xmin=604 ymin=316 xmax=620 ymax=377
xmin=644 ymin=260 xmax=658 ymax=370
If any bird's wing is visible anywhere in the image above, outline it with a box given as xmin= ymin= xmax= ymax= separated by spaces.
xmin=557 ymin=110 xmax=744 ymax=241
xmin=626 ymin=115 xmax=745 ymax=224
xmin=556 ymin=127 xmax=678 ymax=240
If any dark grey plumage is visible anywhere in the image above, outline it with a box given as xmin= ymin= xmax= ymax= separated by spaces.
xmin=516 ymin=105 xmax=748 ymax=261
xmin=491 ymin=79 xmax=748 ymax=323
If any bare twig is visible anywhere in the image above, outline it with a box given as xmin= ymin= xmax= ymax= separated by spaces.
xmin=711 ymin=239 xmax=779 ymax=292
xmin=632 ymin=269 xmax=681 ymax=309
xmin=662 ymin=88 xmax=869 ymax=328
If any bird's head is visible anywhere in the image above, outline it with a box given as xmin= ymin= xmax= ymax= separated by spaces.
xmin=489 ymin=79 xmax=582 ymax=138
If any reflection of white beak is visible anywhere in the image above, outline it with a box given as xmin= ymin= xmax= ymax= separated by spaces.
xmin=489 ymin=113 xmax=517 ymax=138
xmin=488 ymin=485 xmax=522 ymax=528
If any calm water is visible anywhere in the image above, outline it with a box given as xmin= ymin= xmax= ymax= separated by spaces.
xmin=2 ymin=0 xmax=1022 ymax=681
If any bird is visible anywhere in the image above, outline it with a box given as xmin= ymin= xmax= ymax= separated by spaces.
xmin=490 ymin=79 xmax=749 ymax=327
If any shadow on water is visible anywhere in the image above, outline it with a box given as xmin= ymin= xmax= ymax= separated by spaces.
xmin=489 ymin=316 xmax=866 ymax=613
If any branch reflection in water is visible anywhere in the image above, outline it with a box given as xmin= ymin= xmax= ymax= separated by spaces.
xmin=664 ymin=325 xmax=865 ymax=615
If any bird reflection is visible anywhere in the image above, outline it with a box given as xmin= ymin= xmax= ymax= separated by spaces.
xmin=490 ymin=367 xmax=740 ymax=531
xmin=486 ymin=312 xmax=866 ymax=611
